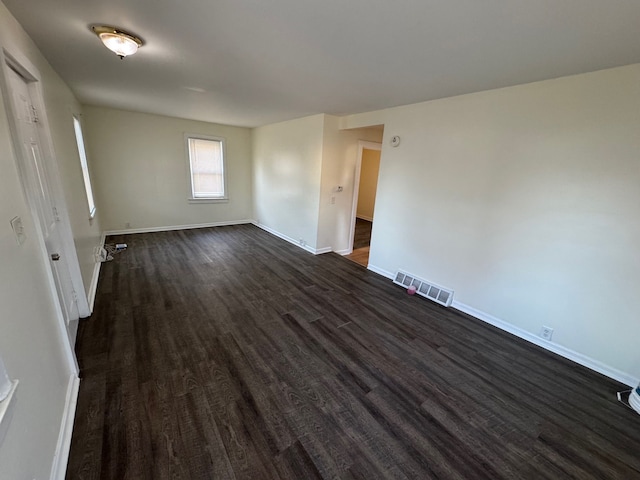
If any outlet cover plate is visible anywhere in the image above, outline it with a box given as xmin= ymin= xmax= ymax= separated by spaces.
xmin=540 ymin=326 xmax=554 ymax=341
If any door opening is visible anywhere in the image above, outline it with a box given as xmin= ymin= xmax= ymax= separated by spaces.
xmin=346 ymin=141 xmax=382 ymax=267
xmin=2 ymin=53 xmax=81 ymax=372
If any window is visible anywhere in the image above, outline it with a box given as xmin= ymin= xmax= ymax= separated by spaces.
xmin=72 ymin=116 xmax=96 ymax=219
xmin=186 ymin=134 xmax=227 ymax=202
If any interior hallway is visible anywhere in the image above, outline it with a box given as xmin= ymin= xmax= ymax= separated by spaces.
xmin=345 ymin=218 xmax=372 ymax=267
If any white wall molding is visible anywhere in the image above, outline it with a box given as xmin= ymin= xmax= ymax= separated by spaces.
xmin=88 ymin=262 xmax=100 ymax=313
xmin=452 ymin=301 xmax=638 ymax=388
xmin=367 ymin=264 xmax=394 ymax=279
xmin=49 ymin=374 xmax=79 ymax=480
xmin=335 ymin=248 xmax=352 ymax=256
xmin=87 ymin=232 xmax=106 ymax=314
xmin=104 ymin=219 xmax=253 ymax=236
xmin=252 ymin=222 xmax=330 ymax=255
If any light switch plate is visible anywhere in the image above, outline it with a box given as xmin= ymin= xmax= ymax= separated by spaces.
xmin=10 ymin=216 xmax=26 ymax=245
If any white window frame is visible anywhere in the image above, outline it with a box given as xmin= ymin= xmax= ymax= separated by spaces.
xmin=72 ymin=115 xmax=97 ymax=219
xmin=185 ymin=133 xmax=228 ymax=203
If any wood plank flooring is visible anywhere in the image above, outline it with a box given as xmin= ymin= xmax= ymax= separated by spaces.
xmin=352 ymin=218 xmax=372 ymax=250
xmin=346 ymin=218 xmax=372 ymax=266
xmin=345 ymin=247 xmax=369 ymax=267
xmin=67 ymin=225 xmax=640 ymax=479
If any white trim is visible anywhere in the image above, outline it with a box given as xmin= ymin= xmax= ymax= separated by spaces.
xmin=87 ymin=231 xmax=106 ymax=313
xmin=252 ymin=222 xmax=329 ymax=255
xmin=49 ymin=374 xmax=80 ymax=480
xmin=335 ymin=248 xmax=352 ymax=255
xmin=346 ymin=141 xmax=382 ymax=255
xmin=452 ymin=301 xmax=638 ymax=388
xmin=185 ymin=133 xmax=228 ymax=201
xmin=363 ymin=264 xmax=639 ymax=387
xmin=105 ymin=219 xmax=252 ymax=236
xmin=71 ymin=115 xmax=97 ymax=221
xmin=367 ymin=264 xmax=395 ymax=279
xmin=356 ymin=215 xmax=374 ymax=222
xmin=88 ymin=262 xmax=100 ymax=313
xmin=187 ymin=198 xmax=229 ymax=204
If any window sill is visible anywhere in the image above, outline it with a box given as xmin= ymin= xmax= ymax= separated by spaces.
xmin=188 ymin=197 xmax=229 ymax=204
xmin=0 ymin=380 xmax=18 ymax=448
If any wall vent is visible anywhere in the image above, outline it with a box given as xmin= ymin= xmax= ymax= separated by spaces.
xmin=393 ymin=270 xmax=454 ymax=307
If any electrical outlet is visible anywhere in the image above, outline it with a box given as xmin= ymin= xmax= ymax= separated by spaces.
xmin=540 ymin=326 xmax=554 ymax=341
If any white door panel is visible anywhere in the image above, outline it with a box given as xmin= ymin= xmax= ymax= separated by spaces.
xmin=6 ymin=66 xmax=79 ymax=344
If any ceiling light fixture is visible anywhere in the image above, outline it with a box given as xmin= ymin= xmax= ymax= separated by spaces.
xmin=91 ymin=25 xmax=144 ymax=59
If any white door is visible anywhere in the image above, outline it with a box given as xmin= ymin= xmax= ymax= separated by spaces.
xmin=6 ymin=66 xmax=80 ymax=345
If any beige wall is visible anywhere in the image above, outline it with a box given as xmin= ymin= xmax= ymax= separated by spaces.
xmin=83 ymin=106 xmax=253 ymax=232
xmin=343 ymin=64 xmax=640 ymax=383
xmin=252 ymin=114 xmax=383 ymax=253
xmin=356 ymin=148 xmax=381 ymax=221
xmin=0 ymin=2 xmax=96 ymax=478
xmin=252 ymin=114 xmax=325 ymax=249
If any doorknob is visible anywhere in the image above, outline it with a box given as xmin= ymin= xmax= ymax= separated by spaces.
xmin=51 ymin=253 xmax=60 ymax=261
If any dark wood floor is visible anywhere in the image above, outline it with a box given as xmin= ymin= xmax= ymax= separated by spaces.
xmin=352 ymin=218 xmax=372 ymax=250
xmin=67 ymin=225 xmax=640 ymax=479
xmin=346 ymin=218 xmax=372 ymax=267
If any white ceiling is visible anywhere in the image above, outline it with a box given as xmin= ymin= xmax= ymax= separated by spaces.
xmin=4 ymin=0 xmax=640 ymax=127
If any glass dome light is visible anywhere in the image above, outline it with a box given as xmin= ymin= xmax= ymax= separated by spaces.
xmin=91 ymin=25 xmax=144 ymax=59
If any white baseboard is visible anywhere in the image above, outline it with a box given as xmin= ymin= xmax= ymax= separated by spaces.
xmin=50 ymin=374 xmax=80 ymax=480
xmin=364 ymin=264 xmax=638 ymax=387
xmin=335 ymin=248 xmax=352 ymax=255
xmin=252 ymin=221 xmax=330 ymax=255
xmin=88 ymin=262 xmax=100 ymax=313
xmin=105 ymin=219 xmax=253 ymax=236
xmin=87 ymin=232 xmax=106 ymax=313
xmin=367 ymin=264 xmax=394 ymax=279
xmin=452 ymin=301 xmax=638 ymax=388
xmin=356 ymin=215 xmax=373 ymax=222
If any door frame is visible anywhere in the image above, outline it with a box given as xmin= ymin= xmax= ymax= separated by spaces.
xmin=347 ymin=141 xmax=382 ymax=255
xmin=0 ymin=48 xmax=80 ymax=373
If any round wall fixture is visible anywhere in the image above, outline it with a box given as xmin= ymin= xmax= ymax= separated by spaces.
xmin=390 ymin=135 xmax=401 ymax=147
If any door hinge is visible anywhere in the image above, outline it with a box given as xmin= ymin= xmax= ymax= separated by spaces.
xmin=30 ymin=104 xmax=39 ymax=123
xmin=52 ymin=206 xmax=60 ymax=221
xmin=72 ymin=290 xmax=78 ymax=303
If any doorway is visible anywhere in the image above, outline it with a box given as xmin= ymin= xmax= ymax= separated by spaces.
xmin=2 ymin=53 xmax=81 ymax=370
xmin=346 ymin=141 xmax=382 ymax=267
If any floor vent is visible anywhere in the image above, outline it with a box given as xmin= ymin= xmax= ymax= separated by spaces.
xmin=393 ymin=270 xmax=454 ymax=307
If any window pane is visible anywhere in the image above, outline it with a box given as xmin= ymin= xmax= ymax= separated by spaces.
xmin=188 ymin=137 xmax=225 ymax=198
xmin=73 ymin=116 xmax=96 ymax=218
